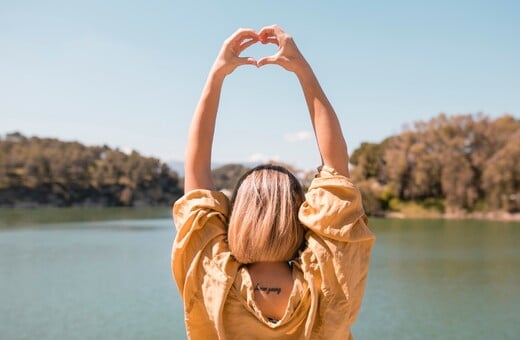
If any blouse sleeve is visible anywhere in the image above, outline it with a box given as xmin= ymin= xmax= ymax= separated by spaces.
xmin=171 ymin=189 xmax=231 ymax=295
xmin=298 ymin=165 xmax=375 ymax=325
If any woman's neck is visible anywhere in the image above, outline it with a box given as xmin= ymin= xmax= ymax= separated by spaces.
xmin=246 ymin=261 xmax=294 ymax=321
xmin=247 ymin=261 xmax=292 ymax=289
xmin=247 ymin=261 xmax=290 ymax=273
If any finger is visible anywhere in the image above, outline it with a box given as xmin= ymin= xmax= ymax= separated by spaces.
xmin=261 ymin=37 xmax=279 ymax=45
xmin=231 ymin=28 xmax=258 ymax=43
xmin=259 ymin=24 xmax=285 ymax=38
xmin=258 ymin=31 xmax=274 ymax=42
xmin=237 ymin=56 xmax=257 ymax=66
xmin=258 ymin=29 xmax=275 ymax=40
xmin=258 ymin=31 xmax=275 ymax=44
xmin=257 ymin=55 xmax=278 ymax=67
xmin=257 ymin=24 xmax=279 ymax=37
xmin=238 ymin=38 xmax=258 ymax=53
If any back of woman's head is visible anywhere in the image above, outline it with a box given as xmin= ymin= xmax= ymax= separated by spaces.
xmin=228 ymin=164 xmax=305 ymax=264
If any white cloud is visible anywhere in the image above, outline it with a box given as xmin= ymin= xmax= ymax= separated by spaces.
xmin=283 ymin=130 xmax=313 ymax=143
xmin=248 ymin=153 xmax=280 ymax=163
xmin=121 ymin=146 xmax=134 ymax=155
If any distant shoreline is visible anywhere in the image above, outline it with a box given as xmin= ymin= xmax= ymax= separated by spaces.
xmin=1 ymin=204 xmax=518 ymax=223
xmin=0 ymin=201 xmax=173 ymax=209
xmin=384 ymin=211 xmax=520 ymax=222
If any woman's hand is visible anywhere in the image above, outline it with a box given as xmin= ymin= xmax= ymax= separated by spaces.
xmin=256 ymin=25 xmax=309 ymax=74
xmin=211 ymin=28 xmax=259 ymax=78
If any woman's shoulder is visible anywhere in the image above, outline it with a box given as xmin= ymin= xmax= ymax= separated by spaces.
xmin=173 ymin=189 xmax=230 ymax=229
xmin=306 ymin=165 xmax=357 ymax=191
xmin=299 ymin=165 xmax=374 ymax=243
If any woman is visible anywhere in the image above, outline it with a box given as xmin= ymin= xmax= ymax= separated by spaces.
xmin=172 ymin=25 xmax=375 ymax=339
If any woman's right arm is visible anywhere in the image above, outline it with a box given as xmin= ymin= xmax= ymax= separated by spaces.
xmin=257 ymin=25 xmax=350 ymax=177
xmin=184 ymin=28 xmax=258 ymax=193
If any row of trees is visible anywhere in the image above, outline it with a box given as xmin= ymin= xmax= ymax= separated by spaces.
xmin=350 ymin=114 xmax=519 ymax=214
xmin=0 ymin=133 xmax=182 ymax=207
xmin=2 ymin=113 xmax=518 ymax=214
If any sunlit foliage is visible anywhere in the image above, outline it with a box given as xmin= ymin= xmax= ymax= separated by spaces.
xmin=352 ymin=114 xmax=519 ymax=213
xmin=0 ymin=133 xmax=182 ymax=207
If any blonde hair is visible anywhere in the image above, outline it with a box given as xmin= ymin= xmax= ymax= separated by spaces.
xmin=228 ymin=164 xmax=305 ymax=264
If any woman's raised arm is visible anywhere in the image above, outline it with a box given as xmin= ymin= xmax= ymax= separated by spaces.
xmin=183 ymin=29 xmax=258 ymax=193
xmin=257 ymin=25 xmax=350 ymax=177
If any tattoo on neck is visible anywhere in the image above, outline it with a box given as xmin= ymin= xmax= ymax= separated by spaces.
xmin=254 ymin=283 xmax=281 ymax=295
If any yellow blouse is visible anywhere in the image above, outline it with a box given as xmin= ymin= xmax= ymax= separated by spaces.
xmin=172 ymin=166 xmax=375 ymax=339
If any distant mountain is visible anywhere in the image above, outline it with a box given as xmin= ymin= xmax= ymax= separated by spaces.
xmin=167 ymin=161 xmax=185 ymax=177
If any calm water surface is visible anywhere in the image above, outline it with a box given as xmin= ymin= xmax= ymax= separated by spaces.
xmin=0 ymin=210 xmax=518 ymax=339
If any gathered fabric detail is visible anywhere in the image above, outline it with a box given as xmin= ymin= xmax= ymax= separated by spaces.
xmin=172 ymin=166 xmax=375 ymax=339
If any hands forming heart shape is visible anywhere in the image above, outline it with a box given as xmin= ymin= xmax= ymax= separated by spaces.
xmin=212 ymin=25 xmax=308 ymax=77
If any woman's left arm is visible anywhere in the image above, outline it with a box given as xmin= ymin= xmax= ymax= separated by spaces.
xmin=184 ymin=29 xmax=258 ymax=193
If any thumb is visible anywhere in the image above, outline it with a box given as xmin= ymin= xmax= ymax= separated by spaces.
xmin=237 ymin=57 xmax=257 ymax=66
xmin=257 ymin=55 xmax=278 ymax=67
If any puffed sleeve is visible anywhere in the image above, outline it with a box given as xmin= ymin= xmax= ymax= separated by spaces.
xmin=171 ymin=189 xmax=230 ymax=295
xmin=299 ymin=166 xmax=375 ymax=326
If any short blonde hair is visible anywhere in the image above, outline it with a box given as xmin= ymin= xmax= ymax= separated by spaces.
xmin=228 ymin=164 xmax=305 ymax=264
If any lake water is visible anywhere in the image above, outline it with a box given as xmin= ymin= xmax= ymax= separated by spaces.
xmin=0 ymin=210 xmax=518 ymax=339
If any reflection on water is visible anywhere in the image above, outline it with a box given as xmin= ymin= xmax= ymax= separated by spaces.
xmin=0 ymin=217 xmax=186 ymax=340
xmin=0 ymin=212 xmax=518 ymax=339
xmin=0 ymin=206 xmax=171 ymax=228
xmin=354 ymin=218 xmax=519 ymax=339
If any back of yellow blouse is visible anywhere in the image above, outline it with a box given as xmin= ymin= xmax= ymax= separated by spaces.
xmin=172 ymin=166 xmax=375 ymax=339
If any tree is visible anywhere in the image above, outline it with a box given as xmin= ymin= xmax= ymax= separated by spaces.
xmin=0 ymin=132 xmax=183 ymax=207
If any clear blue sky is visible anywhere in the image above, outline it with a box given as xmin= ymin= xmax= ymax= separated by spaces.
xmin=1 ymin=0 xmax=519 ymax=170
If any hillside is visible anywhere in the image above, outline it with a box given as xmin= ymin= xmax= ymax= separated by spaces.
xmin=0 ymin=133 xmax=182 ymax=207
xmin=350 ymin=113 xmax=519 ymax=216
xmin=2 ymin=113 xmax=518 ymax=218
